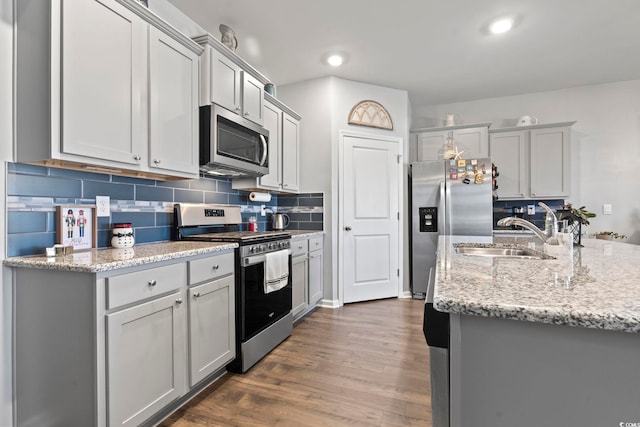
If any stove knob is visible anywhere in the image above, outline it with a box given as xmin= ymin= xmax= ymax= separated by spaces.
xmin=250 ymin=246 xmax=256 ymax=254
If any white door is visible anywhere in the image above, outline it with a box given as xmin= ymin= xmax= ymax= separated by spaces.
xmin=341 ymin=132 xmax=401 ymax=303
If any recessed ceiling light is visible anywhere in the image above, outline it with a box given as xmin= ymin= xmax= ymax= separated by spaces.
xmin=489 ymin=18 xmax=513 ymax=34
xmin=327 ymin=54 xmax=344 ymax=67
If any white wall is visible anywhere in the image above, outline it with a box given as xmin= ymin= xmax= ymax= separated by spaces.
xmin=1 ymin=0 xmax=12 ymax=424
xmin=413 ymin=80 xmax=640 ymax=244
xmin=279 ymin=76 xmax=410 ymax=304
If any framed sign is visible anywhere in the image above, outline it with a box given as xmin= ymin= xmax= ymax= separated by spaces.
xmin=56 ymin=205 xmax=97 ymax=251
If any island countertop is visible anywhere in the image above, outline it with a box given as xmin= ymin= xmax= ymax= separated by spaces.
xmin=433 ymin=234 xmax=640 ymax=333
xmin=3 ymin=241 xmax=238 ymax=273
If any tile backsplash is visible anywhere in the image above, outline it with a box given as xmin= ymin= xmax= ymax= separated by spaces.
xmin=493 ymin=199 xmax=565 ymax=229
xmin=7 ymin=163 xmax=323 ymax=256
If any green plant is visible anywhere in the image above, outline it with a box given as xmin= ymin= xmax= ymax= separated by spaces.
xmin=595 ymin=231 xmax=627 ymax=239
xmin=563 ymin=204 xmax=596 ymax=225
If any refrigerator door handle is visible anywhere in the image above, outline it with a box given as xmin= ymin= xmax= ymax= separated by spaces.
xmin=439 ymin=181 xmax=446 ymax=235
xmin=444 ymin=181 xmax=453 ymax=236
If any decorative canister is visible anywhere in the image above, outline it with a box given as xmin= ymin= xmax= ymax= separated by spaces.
xmin=111 ymin=223 xmax=135 ymax=248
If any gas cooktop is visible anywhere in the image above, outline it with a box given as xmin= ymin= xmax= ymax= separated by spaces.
xmin=186 ymin=230 xmax=290 ymax=243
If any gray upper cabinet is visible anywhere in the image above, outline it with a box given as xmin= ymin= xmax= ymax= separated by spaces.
xmin=489 ymin=122 xmax=575 ymax=200
xmin=14 ymin=0 xmax=202 ymax=180
xmin=232 ymin=95 xmax=302 ymax=193
xmin=195 ymin=34 xmax=269 ymax=126
xmin=411 ymin=123 xmax=491 ymax=162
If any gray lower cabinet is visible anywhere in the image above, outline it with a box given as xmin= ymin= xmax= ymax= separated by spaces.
xmin=12 ymin=250 xmax=234 ymax=427
xmin=107 ymin=290 xmax=187 ymax=427
xmin=291 ymin=235 xmax=324 ymax=321
xmin=291 ymin=243 xmax=309 ymax=319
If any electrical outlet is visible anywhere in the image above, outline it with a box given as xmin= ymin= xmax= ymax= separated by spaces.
xmin=96 ymin=196 xmax=110 ymax=217
xmin=261 ymin=205 xmax=266 ymax=217
xmin=527 ymin=205 xmax=535 ymax=215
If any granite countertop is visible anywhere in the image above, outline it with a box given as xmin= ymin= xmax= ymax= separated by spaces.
xmin=3 ymin=241 xmax=237 ymax=273
xmin=433 ymin=235 xmax=640 ymax=333
xmin=288 ymin=230 xmax=325 ymax=239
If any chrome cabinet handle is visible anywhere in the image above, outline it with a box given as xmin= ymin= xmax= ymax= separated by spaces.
xmin=153 ymin=159 xmax=161 ymax=164
xmin=193 ymin=292 xmax=200 ymax=298
xmin=175 ymin=298 xmax=183 ymax=305
xmin=148 ymin=280 xmax=157 ymax=287
xmin=133 ymin=154 xmax=142 ymax=161
xmin=212 ymin=265 xmax=219 ymax=270
xmin=345 ymin=226 xmax=352 ymax=231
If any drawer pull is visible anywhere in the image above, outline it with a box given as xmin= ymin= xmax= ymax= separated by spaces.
xmin=212 ymin=265 xmax=219 ymax=270
xmin=148 ymin=280 xmax=157 ymax=287
xmin=193 ymin=292 xmax=201 ymax=298
xmin=175 ymin=298 xmax=183 ymax=305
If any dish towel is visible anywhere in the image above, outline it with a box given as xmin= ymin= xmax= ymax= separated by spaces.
xmin=264 ymin=250 xmax=289 ymax=294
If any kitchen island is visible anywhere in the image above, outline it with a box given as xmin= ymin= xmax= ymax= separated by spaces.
xmin=434 ymin=234 xmax=640 ymax=427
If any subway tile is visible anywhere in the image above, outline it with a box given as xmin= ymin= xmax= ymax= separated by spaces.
xmin=189 ymin=178 xmax=218 ymax=191
xmin=8 ymin=211 xmax=49 ymax=233
xmin=7 ymin=233 xmax=56 ymax=257
xmin=134 ymin=226 xmax=172 ymax=244
xmin=204 ymin=192 xmax=229 ymax=204
xmin=135 ymin=185 xmax=173 ymax=202
xmin=299 ymin=196 xmax=323 ymax=207
xmin=298 ymin=222 xmax=323 ymax=231
xmin=113 ymin=175 xmax=157 ymax=186
xmin=8 ymin=174 xmax=82 ymax=198
xmin=311 ymin=213 xmax=324 ymax=222
xmin=83 ymin=180 xmax=135 ymax=200
xmin=229 ymin=193 xmax=248 ymax=205
xmin=215 ymin=179 xmax=234 ymax=193
xmin=278 ymin=196 xmax=298 ymax=207
xmin=157 ymin=179 xmax=192 ymax=189
xmin=49 ymin=168 xmax=110 ymax=181
xmin=175 ymin=189 xmax=205 ymax=203
xmin=97 ymin=216 xmax=111 ymax=230
xmin=112 ymin=211 xmax=156 ymax=227
xmin=97 ymin=229 xmax=111 ymax=248
xmin=156 ymin=211 xmax=174 ymax=227
xmin=8 ymin=163 xmax=49 ymax=175
xmin=288 ymin=212 xmax=310 ymax=222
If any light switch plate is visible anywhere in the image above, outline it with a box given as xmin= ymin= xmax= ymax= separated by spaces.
xmin=96 ymin=196 xmax=110 ymax=217
xmin=603 ymin=204 xmax=612 ymax=215
xmin=527 ymin=205 xmax=535 ymax=215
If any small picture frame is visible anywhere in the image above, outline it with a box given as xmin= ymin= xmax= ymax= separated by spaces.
xmin=56 ymin=205 xmax=97 ymax=251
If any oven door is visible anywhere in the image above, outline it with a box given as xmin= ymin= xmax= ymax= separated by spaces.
xmin=239 ymin=252 xmax=292 ymax=341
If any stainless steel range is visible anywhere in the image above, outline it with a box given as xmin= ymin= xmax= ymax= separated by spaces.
xmin=174 ymin=203 xmax=293 ymax=373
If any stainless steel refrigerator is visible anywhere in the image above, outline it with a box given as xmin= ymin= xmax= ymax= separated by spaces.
xmin=409 ymin=159 xmax=493 ymax=297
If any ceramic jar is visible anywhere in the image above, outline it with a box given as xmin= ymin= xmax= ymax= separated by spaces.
xmin=111 ymin=223 xmax=134 ymax=248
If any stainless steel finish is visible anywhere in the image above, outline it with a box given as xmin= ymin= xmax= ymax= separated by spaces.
xmin=456 ymin=246 xmax=546 ymax=259
xmin=259 ymin=134 xmax=268 ymax=166
xmin=174 ymin=203 xmax=242 ymax=228
xmin=497 ymin=217 xmax=551 ymax=242
xmin=272 ymin=213 xmax=290 ymax=230
xmin=240 ymin=312 xmax=292 ymax=372
xmin=410 ymin=160 xmax=493 ymax=296
xmin=538 ymin=201 xmax=559 ymax=237
xmin=426 ymin=268 xmax=449 ymax=427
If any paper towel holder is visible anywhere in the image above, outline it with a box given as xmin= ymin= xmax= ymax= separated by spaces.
xmin=249 ymin=192 xmax=272 ymax=203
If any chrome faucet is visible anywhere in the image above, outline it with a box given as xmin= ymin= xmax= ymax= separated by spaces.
xmin=497 ymin=217 xmax=551 ymax=242
xmin=497 ymin=202 xmax=559 ymax=243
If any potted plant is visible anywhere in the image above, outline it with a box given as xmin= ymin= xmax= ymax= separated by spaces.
xmin=595 ymin=231 xmax=627 ymax=240
xmin=556 ymin=203 xmax=596 ymax=246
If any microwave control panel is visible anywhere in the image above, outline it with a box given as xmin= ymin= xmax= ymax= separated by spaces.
xmin=419 ymin=207 xmax=438 ymax=233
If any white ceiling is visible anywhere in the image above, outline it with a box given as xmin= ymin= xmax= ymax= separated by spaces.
xmin=167 ymin=0 xmax=640 ymax=108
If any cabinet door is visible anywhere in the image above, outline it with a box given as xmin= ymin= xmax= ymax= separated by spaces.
xmin=489 ymin=131 xmax=527 ymax=199
xmin=148 ymin=26 xmax=199 ymax=176
xmin=241 ymin=72 xmax=265 ymax=125
xmin=61 ymin=0 xmax=145 ymax=165
xmin=210 ymin=50 xmax=242 ymax=113
xmin=281 ymin=112 xmax=300 ymax=192
xmin=106 ymin=291 xmax=187 ymax=427
xmin=454 ymin=127 xmax=489 ymax=158
xmin=291 ymin=254 xmax=308 ymax=318
xmin=416 ymin=132 xmax=446 ymax=161
xmin=258 ymin=101 xmax=282 ymax=190
xmin=188 ymin=275 xmax=236 ymax=386
xmin=530 ymin=127 xmax=570 ymax=198
xmin=308 ymin=250 xmax=323 ymax=307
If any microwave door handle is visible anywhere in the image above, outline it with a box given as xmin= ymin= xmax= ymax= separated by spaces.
xmin=259 ymin=135 xmax=268 ymax=166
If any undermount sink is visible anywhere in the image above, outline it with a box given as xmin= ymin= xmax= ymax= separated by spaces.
xmin=454 ymin=244 xmax=553 ymax=260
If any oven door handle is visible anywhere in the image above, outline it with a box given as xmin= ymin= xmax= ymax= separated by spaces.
xmin=242 ymin=249 xmax=291 ymax=267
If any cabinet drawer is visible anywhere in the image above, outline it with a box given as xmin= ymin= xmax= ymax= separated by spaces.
xmin=106 ymin=263 xmax=186 ymax=309
xmin=291 ymin=239 xmax=308 ymax=257
xmin=309 ymin=236 xmax=323 ymax=252
xmin=189 ymin=252 xmax=234 ymax=285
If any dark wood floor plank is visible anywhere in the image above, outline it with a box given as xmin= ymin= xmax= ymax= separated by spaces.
xmin=160 ymin=298 xmax=431 ymax=426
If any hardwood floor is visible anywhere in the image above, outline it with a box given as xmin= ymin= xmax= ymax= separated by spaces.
xmin=160 ymin=298 xmax=432 ymax=427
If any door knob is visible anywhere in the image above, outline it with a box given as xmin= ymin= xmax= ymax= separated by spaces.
xmin=345 ymin=226 xmax=352 ymax=231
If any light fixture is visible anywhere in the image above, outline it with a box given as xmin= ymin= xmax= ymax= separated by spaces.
xmin=326 ymin=54 xmax=344 ymax=67
xmin=489 ymin=18 xmax=513 ymax=34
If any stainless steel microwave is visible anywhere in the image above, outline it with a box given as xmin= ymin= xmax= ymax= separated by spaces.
xmin=199 ymin=104 xmax=269 ymax=177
